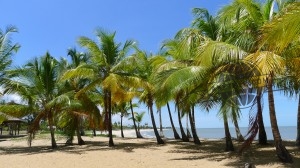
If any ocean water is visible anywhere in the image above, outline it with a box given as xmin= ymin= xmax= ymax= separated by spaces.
xmin=139 ymin=126 xmax=297 ymax=141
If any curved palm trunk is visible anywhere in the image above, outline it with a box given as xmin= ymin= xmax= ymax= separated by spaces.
xmin=267 ymin=75 xmax=293 ymax=163
xmin=48 ymin=111 xmax=57 ymax=148
xmin=130 ymin=100 xmax=143 ymax=138
xmin=148 ymin=95 xmax=164 ymax=144
xmin=189 ymin=107 xmax=201 ymax=145
xmin=257 ymin=89 xmax=267 ymax=145
xmin=120 ymin=115 xmax=124 ymax=138
xmin=177 ymin=105 xmax=189 ymax=142
xmin=223 ymin=113 xmax=234 ymax=151
xmin=167 ymin=102 xmax=181 ymax=139
xmin=296 ymin=95 xmax=300 ymax=146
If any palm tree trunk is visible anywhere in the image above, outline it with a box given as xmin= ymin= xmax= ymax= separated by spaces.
xmin=177 ymin=105 xmax=189 ymax=142
xmin=167 ymin=102 xmax=181 ymax=139
xmin=189 ymin=107 xmax=201 ymax=145
xmin=130 ymin=100 xmax=143 ymax=138
xmin=186 ymin=115 xmax=192 ymax=139
xmin=158 ymin=107 xmax=164 ymax=138
xmin=48 ymin=112 xmax=57 ymax=148
xmin=232 ymin=107 xmax=244 ymax=142
xmin=107 ymin=91 xmax=114 ymax=147
xmin=296 ymin=94 xmax=300 ymax=146
xmin=148 ymin=95 xmax=164 ymax=144
xmin=76 ymin=116 xmax=85 ymax=145
xmin=267 ymin=75 xmax=293 ymax=163
xmin=223 ymin=113 xmax=234 ymax=151
xmin=121 ymin=115 xmax=124 ymax=138
xmin=257 ymin=89 xmax=267 ymax=145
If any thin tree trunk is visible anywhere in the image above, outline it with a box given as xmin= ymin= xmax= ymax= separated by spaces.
xmin=177 ymin=105 xmax=189 ymax=142
xmin=167 ymin=102 xmax=181 ymax=139
xmin=48 ymin=112 xmax=57 ymax=148
xmin=232 ymin=108 xmax=244 ymax=142
xmin=223 ymin=113 xmax=234 ymax=151
xmin=296 ymin=94 xmax=300 ymax=146
xmin=257 ymin=89 xmax=267 ymax=145
xmin=148 ymin=95 xmax=164 ymax=144
xmin=107 ymin=91 xmax=114 ymax=147
xmin=267 ymin=74 xmax=293 ymax=163
xmin=158 ymin=107 xmax=164 ymax=138
xmin=130 ymin=100 xmax=143 ymax=138
xmin=121 ymin=115 xmax=124 ymax=138
xmin=186 ymin=115 xmax=192 ymax=139
xmin=189 ymin=108 xmax=201 ymax=145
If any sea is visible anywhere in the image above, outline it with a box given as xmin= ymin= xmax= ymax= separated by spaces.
xmin=138 ymin=126 xmax=297 ymax=141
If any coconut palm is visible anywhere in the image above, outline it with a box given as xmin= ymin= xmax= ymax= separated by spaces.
xmin=62 ymin=28 xmax=136 ymax=147
xmin=217 ymin=0 xmax=298 ymax=154
xmin=1 ymin=53 xmax=67 ymax=148
xmin=130 ymin=111 xmax=146 ymax=133
xmin=59 ymin=48 xmax=102 ymax=145
xmin=0 ymin=26 xmax=20 ymax=75
xmin=192 ymin=8 xmax=248 ymax=142
xmin=134 ymin=50 xmax=165 ymax=144
xmin=0 ymin=25 xmax=20 ymax=119
xmin=241 ymin=2 xmax=300 ymax=163
xmin=166 ymin=102 xmax=181 ymax=139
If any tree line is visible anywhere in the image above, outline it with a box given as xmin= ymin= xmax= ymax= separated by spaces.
xmin=0 ymin=0 xmax=299 ymax=163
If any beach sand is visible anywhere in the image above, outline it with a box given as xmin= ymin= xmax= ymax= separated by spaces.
xmin=0 ymin=130 xmax=299 ymax=168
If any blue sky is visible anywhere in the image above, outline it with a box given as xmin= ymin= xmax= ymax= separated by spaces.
xmin=1 ymin=0 xmax=298 ymax=129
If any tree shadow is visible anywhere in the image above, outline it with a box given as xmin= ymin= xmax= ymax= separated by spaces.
xmin=166 ymin=139 xmax=300 ymax=167
xmin=1 ymin=136 xmax=299 ymax=167
xmin=0 ymin=136 xmax=160 ymax=156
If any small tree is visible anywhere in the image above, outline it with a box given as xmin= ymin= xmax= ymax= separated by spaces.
xmin=130 ymin=111 xmax=146 ymax=133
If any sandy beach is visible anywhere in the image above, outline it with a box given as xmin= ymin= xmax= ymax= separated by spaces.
xmin=0 ymin=130 xmax=299 ymax=168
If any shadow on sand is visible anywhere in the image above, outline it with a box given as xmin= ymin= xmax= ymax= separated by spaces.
xmin=0 ymin=135 xmax=299 ymax=167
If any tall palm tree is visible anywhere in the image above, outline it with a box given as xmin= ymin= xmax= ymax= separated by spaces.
xmin=217 ymin=1 xmax=298 ymax=156
xmin=63 ymin=28 xmax=135 ymax=147
xmin=192 ymin=8 xmax=247 ymax=143
xmin=59 ymin=49 xmax=102 ymax=145
xmin=166 ymin=102 xmax=181 ymax=139
xmin=2 ymin=53 xmax=65 ymax=148
xmin=241 ymin=2 xmax=300 ymax=163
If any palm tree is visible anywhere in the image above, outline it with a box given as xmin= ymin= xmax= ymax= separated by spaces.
xmin=2 ymin=53 xmax=65 ymax=148
xmin=59 ymin=48 xmax=102 ymax=145
xmin=241 ymin=2 xmax=300 ymax=163
xmin=166 ymin=102 xmax=181 ymax=139
xmin=0 ymin=26 xmax=20 ymax=72
xmin=192 ymin=8 xmax=248 ymax=144
xmin=63 ymin=28 xmax=135 ymax=147
xmin=130 ymin=111 xmax=146 ymax=132
xmin=251 ymin=2 xmax=300 ymax=162
xmin=0 ymin=25 xmax=20 ymax=119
